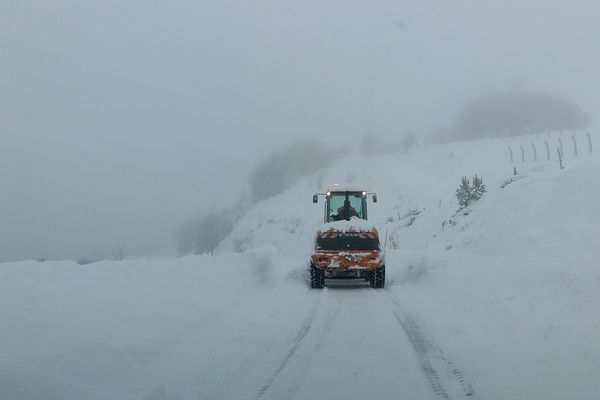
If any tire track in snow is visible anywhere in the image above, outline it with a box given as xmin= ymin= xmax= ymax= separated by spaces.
xmin=143 ymin=287 xmax=314 ymax=400
xmin=255 ymin=289 xmax=340 ymax=400
xmin=217 ymin=288 xmax=314 ymax=400
xmin=277 ymin=293 xmax=342 ymax=400
xmin=382 ymin=290 xmax=477 ymax=399
xmin=254 ymin=292 xmax=322 ymax=400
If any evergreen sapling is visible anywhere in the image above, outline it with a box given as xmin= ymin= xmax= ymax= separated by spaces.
xmin=455 ymin=174 xmax=487 ymax=210
xmin=471 ymin=174 xmax=486 ymax=200
xmin=456 ymin=176 xmax=472 ymax=208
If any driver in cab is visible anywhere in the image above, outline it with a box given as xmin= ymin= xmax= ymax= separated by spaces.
xmin=335 ymin=199 xmax=359 ymax=220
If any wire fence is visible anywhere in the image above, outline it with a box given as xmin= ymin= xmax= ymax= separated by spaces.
xmin=506 ymin=131 xmax=593 ymax=168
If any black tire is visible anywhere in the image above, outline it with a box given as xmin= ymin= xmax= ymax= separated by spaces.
xmin=370 ymin=265 xmax=385 ymax=288
xmin=310 ymin=265 xmax=325 ymax=289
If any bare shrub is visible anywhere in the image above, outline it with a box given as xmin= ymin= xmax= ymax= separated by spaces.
xmin=112 ymin=242 xmax=129 ymax=261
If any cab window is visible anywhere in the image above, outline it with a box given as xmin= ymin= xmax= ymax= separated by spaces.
xmin=328 ymin=193 xmax=363 ymax=221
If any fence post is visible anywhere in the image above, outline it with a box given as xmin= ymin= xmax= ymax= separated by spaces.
xmin=544 ymin=141 xmax=550 ymax=161
xmin=508 ymin=146 xmax=514 ymax=163
xmin=586 ymin=132 xmax=592 ymax=152
xmin=572 ymin=136 xmax=578 ymax=156
xmin=558 ymin=138 xmax=564 ymax=158
xmin=520 ymin=145 xmax=525 ymax=163
xmin=531 ymin=143 xmax=537 ymax=162
xmin=557 ymin=148 xmax=564 ymax=169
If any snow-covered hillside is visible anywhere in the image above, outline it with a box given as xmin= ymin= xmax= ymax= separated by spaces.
xmin=2 ymin=135 xmax=599 ymax=399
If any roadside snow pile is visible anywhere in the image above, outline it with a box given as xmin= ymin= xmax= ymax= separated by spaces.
xmin=216 ymin=184 xmax=322 ymax=257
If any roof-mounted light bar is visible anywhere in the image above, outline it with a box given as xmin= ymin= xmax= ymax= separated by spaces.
xmin=313 ymin=191 xmax=377 ymax=203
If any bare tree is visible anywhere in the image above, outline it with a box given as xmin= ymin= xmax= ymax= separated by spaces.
xmin=249 ymin=138 xmax=344 ymax=202
xmin=112 ymin=242 xmax=129 ymax=261
xmin=401 ymin=132 xmax=418 ymax=152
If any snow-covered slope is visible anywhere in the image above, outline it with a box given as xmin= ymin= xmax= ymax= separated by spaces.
xmin=2 ymin=134 xmax=599 ymax=399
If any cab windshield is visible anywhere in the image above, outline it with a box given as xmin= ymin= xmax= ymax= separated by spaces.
xmin=328 ymin=192 xmax=364 ymax=221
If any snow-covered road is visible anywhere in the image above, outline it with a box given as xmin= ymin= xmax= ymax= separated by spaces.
xmin=3 ymin=245 xmax=599 ymax=400
xmin=219 ymin=282 xmax=477 ymax=400
xmin=130 ymin=277 xmax=478 ymax=400
xmin=1 ymin=255 xmax=480 ymax=400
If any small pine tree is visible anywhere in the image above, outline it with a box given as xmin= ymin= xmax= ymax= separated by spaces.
xmin=456 ymin=176 xmax=471 ymax=208
xmin=455 ymin=175 xmax=486 ymax=210
xmin=471 ymin=174 xmax=486 ymax=200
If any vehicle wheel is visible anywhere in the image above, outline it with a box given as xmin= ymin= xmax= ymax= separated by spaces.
xmin=370 ymin=265 xmax=385 ymax=288
xmin=310 ymin=265 xmax=325 ymax=288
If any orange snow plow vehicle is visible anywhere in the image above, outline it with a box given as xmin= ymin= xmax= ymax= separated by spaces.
xmin=310 ymin=185 xmax=385 ymax=288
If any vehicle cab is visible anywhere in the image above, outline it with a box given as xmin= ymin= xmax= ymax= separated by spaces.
xmin=313 ymin=184 xmax=377 ymax=223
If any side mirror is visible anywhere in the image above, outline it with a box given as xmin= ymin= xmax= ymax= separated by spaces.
xmin=372 ymin=194 xmax=378 ymax=203
xmin=313 ymin=194 xmax=318 ymax=203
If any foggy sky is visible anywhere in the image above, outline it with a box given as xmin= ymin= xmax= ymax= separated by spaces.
xmin=1 ymin=0 xmax=599 ymax=261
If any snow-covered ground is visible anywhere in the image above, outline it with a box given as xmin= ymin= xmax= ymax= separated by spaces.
xmin=2 ymin=134 xmax=599 ymax=399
